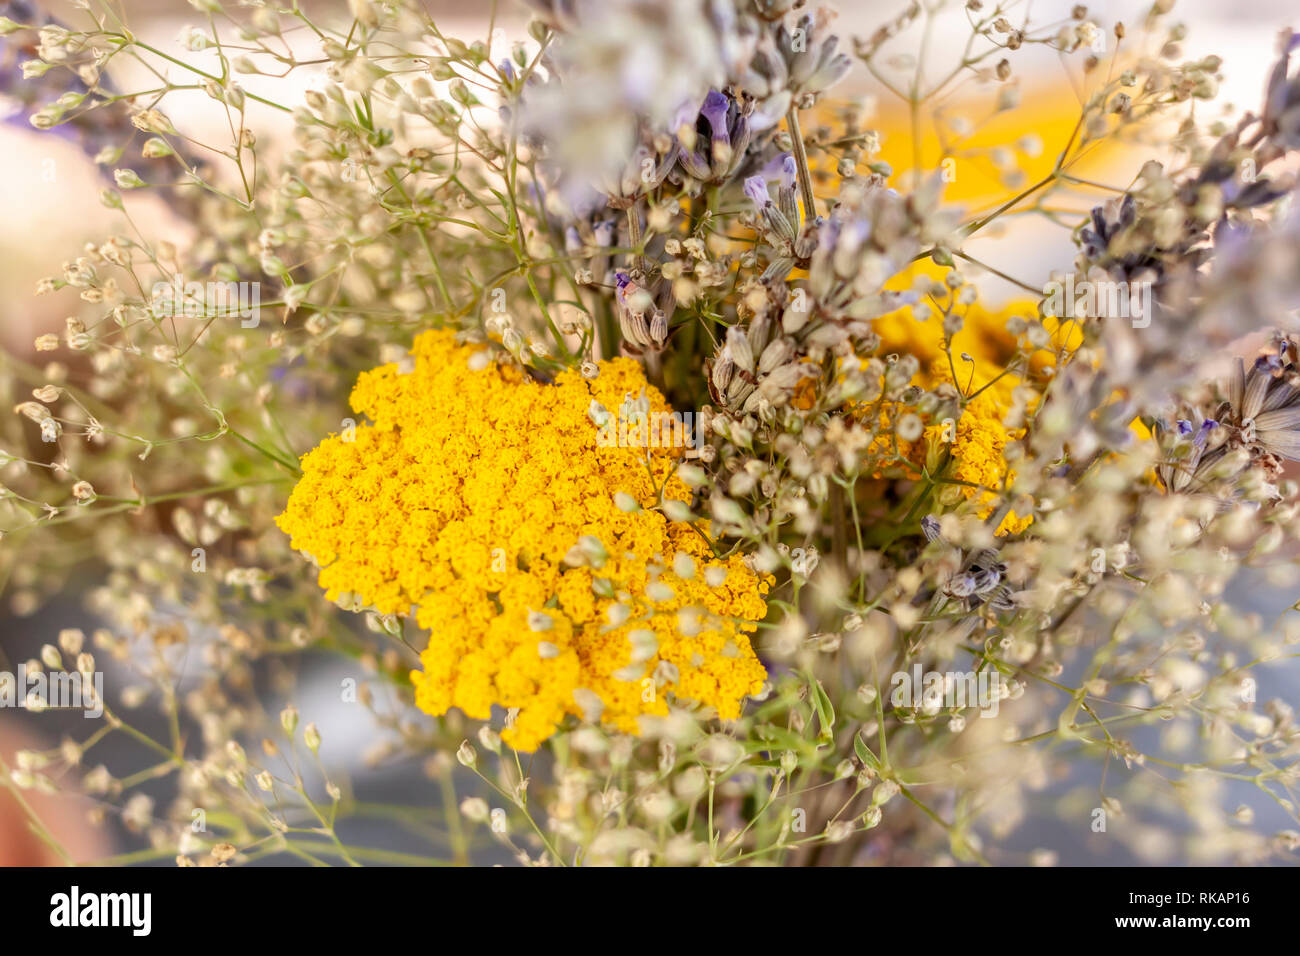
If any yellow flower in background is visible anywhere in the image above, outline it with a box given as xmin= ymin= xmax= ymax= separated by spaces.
xmin=914 ymin=357 xmax=1031 ymax=535
xmin=812 ymin=77 xmax=1107 ymax=535
xmin=277 ymin=329 xmax=768 ymax=751
xmin=874 ymin=88 xmax=1122 ymax=201
xmin=867 ymin=302 xmax=1043 ymax=534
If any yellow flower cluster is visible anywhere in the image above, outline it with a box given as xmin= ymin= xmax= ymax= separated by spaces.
xmin=911 ymin=360 xmax=1030 ymax=534
xmin=276 ymin=329 xmax=769 ymax=751
xmin=873 ymin=301 xmax=1040 ymax=534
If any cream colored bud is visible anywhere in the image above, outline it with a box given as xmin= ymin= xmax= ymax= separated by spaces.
xmin=211 ymin=843 xmax=238 ymax=863
xmin=477 ymin=725 xmax=502 ymax=753
xmin=456 ymin=741 xmax=476 ymax=767
xmin=58 ymin=628 xmax=84 ymax=656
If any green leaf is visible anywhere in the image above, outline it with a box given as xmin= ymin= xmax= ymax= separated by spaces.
xmin=854 ymin=733 xmax=880 ymax=770
xmin=806 ymin=672 xmax=835 ymax=745
xmin=743 ymin=728 xmax=809 ymax=754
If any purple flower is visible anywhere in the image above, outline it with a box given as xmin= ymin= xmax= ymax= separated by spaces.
xmin=701 ymin=90 xmax=731 ymax=145
xmin=779 ymin=154 xmax=797 ymax=190
xmin=1254 ymin=351 xmax=1284 ymax=374
xmin=743 ymin=175 xmax=771 ymax=210
xmin=757 ymin=152 xmax=796 ymax=189
xmin=675 ymin=90 xmax=754 ymax=184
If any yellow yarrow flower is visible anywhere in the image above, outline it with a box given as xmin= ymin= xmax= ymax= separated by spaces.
xmin=872 ymin=302 xmax=1049 ymax=534
xmin=912 ymin=359 xmax=1031 ymax=535
xmin=277 ymin=329 xmax=769 ymax=751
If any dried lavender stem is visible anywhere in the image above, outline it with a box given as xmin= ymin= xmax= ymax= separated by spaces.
xmin=785 ymin=105 xmax=817 ymax=221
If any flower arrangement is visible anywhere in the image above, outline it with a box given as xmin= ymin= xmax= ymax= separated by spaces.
xmin=3 ymin=0 xmax=1300 ymax=867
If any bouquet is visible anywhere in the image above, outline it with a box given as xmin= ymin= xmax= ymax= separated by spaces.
xmin=3 ymin=0 xmax=1300 ymax=868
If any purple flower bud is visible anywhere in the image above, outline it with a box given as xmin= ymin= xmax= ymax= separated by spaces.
xmin=758 ymin=152 xmax=796 ymax=189
xmin=780 ymin=154 xmax=797 ymax=189
xmin=743 ymin=175 xmax=771 ymax=210
xmin=499 ymin=60 xmax=517 ymax=83
xmin=701 ymin=90 xmax=730 ymax=143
